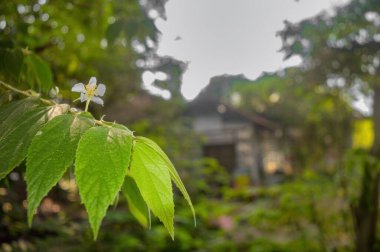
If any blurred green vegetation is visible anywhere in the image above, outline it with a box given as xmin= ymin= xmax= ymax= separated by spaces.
xmin=1 ymin=0 xmax=380 ymax=251
xmin=0 ymin=163 xmax=357 ymax=251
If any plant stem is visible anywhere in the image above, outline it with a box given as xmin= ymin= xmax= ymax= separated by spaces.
xmin=84 ymin=99 xmax=91 ymax=112
xmin=40 ymin=97 xmax=55 ymax=105
xmin=0 ymin=80 xmax=31 ymax=97
xmin=0 ymin=80 xmax=54 ymax=105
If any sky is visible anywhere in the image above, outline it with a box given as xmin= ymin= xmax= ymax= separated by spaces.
xmin=152 ymin=0 xmax=349 ymax=100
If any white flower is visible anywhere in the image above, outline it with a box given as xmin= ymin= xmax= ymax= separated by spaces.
xmin=71 ymin=77 xmax=106 ymax=106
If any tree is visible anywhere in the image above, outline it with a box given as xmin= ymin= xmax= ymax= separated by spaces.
xmin=0 ymin=0 xmax=184 ymax=108
xmin=0 ymin=0 xmax=195 ymax=242
xmin=228 ymin=68 xmax=353 ymax=171
xmin=278 ymin=1 xmax=380 ymax=250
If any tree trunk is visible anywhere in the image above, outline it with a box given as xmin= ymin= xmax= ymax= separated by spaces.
xmin=354 ymin=85 xmax=380 ymax=252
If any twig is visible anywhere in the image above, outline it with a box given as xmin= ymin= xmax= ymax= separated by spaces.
xmin=0 ymin=80 xmax=54 ymax=105
xmin=0 ymin=80 xmax=127 ymax=130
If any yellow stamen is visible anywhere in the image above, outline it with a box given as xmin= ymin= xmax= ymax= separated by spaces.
xmin=85 ymin=84 xmax=97 ymax=97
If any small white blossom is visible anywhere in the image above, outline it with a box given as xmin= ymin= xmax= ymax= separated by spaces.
xmin=71 ymin=77 xmax=106 ymax=106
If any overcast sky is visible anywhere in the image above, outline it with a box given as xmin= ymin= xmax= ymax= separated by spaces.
xmin=151 ymin=0 xmax=349 ymax=100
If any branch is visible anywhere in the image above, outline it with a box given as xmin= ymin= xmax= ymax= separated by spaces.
xmin=0 ymin=80 xmax=54 ymax=105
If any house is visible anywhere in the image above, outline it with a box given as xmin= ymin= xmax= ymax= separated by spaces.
xmin=185 ymin=75 xmax=290 ymax=185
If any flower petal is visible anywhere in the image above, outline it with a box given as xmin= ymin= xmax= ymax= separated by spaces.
xmin=88 ymin=77 xmax=97 ymax=88
xmin=72 ymin=83 xmax=85 ymax=93
xmin=96 ymin=84 xmax=106 ymax=96
xmin=91 ymin=96 xmax=104 ymax=106
xmin=80 ymin=93 xmax=88 ymax=102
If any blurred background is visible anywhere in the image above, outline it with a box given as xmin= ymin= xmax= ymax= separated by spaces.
xmin=0 ymin=0 xmax=380 ymax=251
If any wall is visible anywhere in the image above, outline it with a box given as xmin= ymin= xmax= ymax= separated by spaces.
xmin=193 ymin=115 xmax=263 ymax=184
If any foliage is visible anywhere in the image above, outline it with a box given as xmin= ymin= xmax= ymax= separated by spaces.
xmin=74 ymin=125 xmax=134 ymax=240
xmin=0 ymin=0 xmax=185 ymax=110
xmin=278 ymin=1 xmax=380 ymax=251
xmin=0 ymin=159 xmax=355 ymax=251
xmin=2 ymin=0 xmax=379 ymax=251
xmin=26 ymin=112 xmax=94 ymax=226
xmin=0 ymin=91 xmax=194 ymax=239
xmin=0 ymin=0 xmax=196 ymax=243
xmin=278 ymin=0 xmax=380 ymax=94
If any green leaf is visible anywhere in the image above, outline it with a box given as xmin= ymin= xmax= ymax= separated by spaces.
xmin=125 ymin=20 xmax=138 ymax=42
xmin=4 ymin=48 xmax=24 ymax=80
xmin=0 ymin=98 xmax=39 ymax=138
xmin=0 ymin=103 xmax=67 ymax=180
xmin=106 ymin=20 xmax=125 ymax=44
xmin=75 ymin=126 xmax=133 ymax=239
xmin=26 ymin=113 xmax=95 ymax=225
xmin=0 ymin=48 xmax=6 ymax=74
xmin=130 ymin=138 xmax=175 ymax=239
xmin=136 ymin=137 xmax=196 ymax=226
xmin=122 ymin=175 xmax=150 ymax=228
xmin=25 ymin=54 xmax=53 ymax=92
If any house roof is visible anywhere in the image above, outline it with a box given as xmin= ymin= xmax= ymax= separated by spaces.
xmin=185 ymin=98 xmax=277 ymax=130
xmin=184 ymin=74 xmax=278 ymax=130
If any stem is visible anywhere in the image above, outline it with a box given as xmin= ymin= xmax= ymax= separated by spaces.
xmin=0 ymin=80 xmax=54 ymax=105
xmin=95 ymin=120 xmax=104 ymax=126
xmin=40 ymin=97 xmax=55 ymax=105
xmin=84 ymin=98 xmax=91 ymax=112
xmin=0 ymin=80 xmax=31 ymax=97
xmin=94 ymin=119 xmax=113 ymax=127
